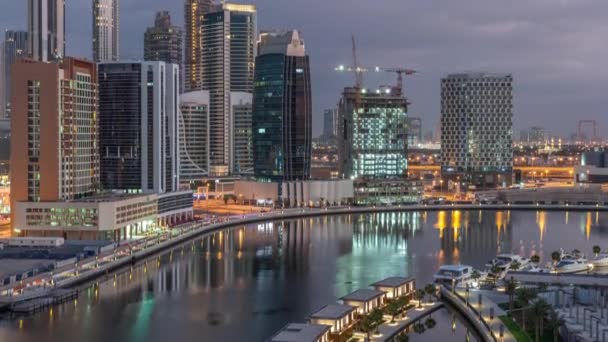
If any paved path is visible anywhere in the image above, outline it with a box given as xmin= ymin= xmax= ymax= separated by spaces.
xmin=369 ymin=302 xmax=443 ymax=341
xmin=455 ymin=288 xmax=516 ymax=342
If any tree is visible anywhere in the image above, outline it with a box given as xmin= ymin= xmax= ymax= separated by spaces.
xmin=593 ymin=245 xmax=601 ymax=256
xmin=551 ymin=251 xmax=561 ymax=264
xmin=386 ymin=300 xmax=400 ymax=323
xmin=425 ymin=317 xmax=436 ymax=329
xmin=505 ymin=278 xmax=517 ymax=312
xmin=531 ymin=254 xmax=541 ymax=264
xmin=516 ymin=288 xmax=538 ymax=332
xmin=490 ymin=265 xmax=502 ymax=278
xmin=415 ymin=289 xmax=425 ymax=308
xmin=471 ymin=270 xmax=481 ymax=283
xmin=545 ymin=310 xmax=563 ymax=342
xmin=369 ymin=308 xmax=384 ymax=334
xmin=510 ymin=260 xmax=522 ymax=271
xmin=357 ymin=315 xmax=374 ymax=340
xmin=531 ymin=299 xmax=550 ymax=342
xmin=396 ymin=333 xmax=409 ymax=342
xmin=424 ymin=284 xmax=436 ymax=303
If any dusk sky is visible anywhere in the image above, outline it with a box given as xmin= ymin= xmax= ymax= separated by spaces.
xmin=2 ymin=0 xmax=607 ymax=138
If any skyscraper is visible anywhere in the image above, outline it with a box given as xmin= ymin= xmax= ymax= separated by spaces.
xmin=232 ymin=93 xmax=253 ymax=176
xmin=440 ymin=73 xmax=513 ymax=188
xmin=11 ymin=57 xmax=99 ymax=205
xmin=252 ymin=30 xmax=311 ymax=183
xmin=28 ymin=0 xmax=65 ymax=61
xmin=179 ymin=90 xmax=209 ymax=181
xmin=98 ymin=62 xmax=180 ymax=194
xmin=202 ymin=3 xmax=256 ymax=177
xmin=184 ymin=0 xmax=213 ymax=92
xmin=93 ymin=0 xmax=119 ymax=62
xmin=144 ymin=12 xmax=183 ymax=66
xmin=2 ymin=31 xmax=28 ymax=118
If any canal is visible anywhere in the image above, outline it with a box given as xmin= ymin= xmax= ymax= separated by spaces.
xmin=1 ymin=210 xmax=607 ymax=341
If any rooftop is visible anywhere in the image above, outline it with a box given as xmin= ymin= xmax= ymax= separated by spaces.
xmin=371 ymin=276 xmax=415 ymax=288
xmin=270 ymin=323 xmax=330 ymax=342
xmin=340 ymin=289 xmax=385 ymax=302
xmin=309 ymin=304 xmax=355 ymax=320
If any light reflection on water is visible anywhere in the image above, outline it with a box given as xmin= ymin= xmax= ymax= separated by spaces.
xmin=1 ymin=210 xmax=608 ymax=341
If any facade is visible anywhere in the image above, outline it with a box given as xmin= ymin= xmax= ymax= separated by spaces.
xmin=184 ymin=0 xmax=213 ymax=92
xmin=13 ymin=191 xmax=193 ymax=241
xmin=252 ymin=30 xmax=312 ymax=183
xmin=308 ymin=304 xmax=356 ymax=335
xmin=10 ymin=58 xmax=99 ymax=223
xmin=340 ymin=289 xmax=386 ymax=315
xmin=322 ymin=108 xmax=337 ymax=141
xmin=92 ymin=0 xmax=119 ymax=62
xmin=406 ymin=117 xmax=422 ymax=146
xmin=2 ymin=31 xmax=28 ymax=118
xmin=234 ymin=180 xmax=354 ymax=207
xmin=440 ymin=73 xmax=513 ymax=188
xmin=179 ymin=91 xmax=209 ymax=181
xmin=28 ymin=0 xmax=65 ymax=61
xmin=337 ymin=87 xmax=408 ymax=179
xmin=232 ymin=93 xmax=254 ymax=176
xmin=98 ymin=61 xmax=180 ymax=194
xmin=143 ymin=12 xmax=183 ymax=69
xmin=202 ymin=3 xmax=256 ymax=177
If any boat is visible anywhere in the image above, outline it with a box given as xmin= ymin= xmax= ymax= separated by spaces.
xmin=551 ymin=250 xmax=590 ymax=274
xmin=433 ymin=264 xmax=486 ymax=288
xmin=589 ymin=253 xmax=608 ymax=269
xmin=485 ymin=254 xmax=531 ymax=271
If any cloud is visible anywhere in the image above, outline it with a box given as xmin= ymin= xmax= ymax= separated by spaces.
xmin=1 ymin=0 xmax=607 ymax=136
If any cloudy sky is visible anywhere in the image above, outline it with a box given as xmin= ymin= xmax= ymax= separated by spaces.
xmin=2 ymin=0 xmax=607 ymax=138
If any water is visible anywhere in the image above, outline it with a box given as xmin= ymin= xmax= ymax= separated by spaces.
xmin=1 ymin=210 xmax=608 ymax=342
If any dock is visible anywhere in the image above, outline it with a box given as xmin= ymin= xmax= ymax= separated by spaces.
xmin=508 ymin=271 xmax=608 ymax=288
xmin=10 ymin=289 xmax=78 ymax=314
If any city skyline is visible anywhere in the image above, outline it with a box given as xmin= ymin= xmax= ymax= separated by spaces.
xmin=2 ymin=0 xmax=607 ymax=137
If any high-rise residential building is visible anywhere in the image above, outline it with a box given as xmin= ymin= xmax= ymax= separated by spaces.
xmin=232 ymin=93 xmax=253 ymax=176
xmin=93 ymin=0 xmax=120 ymax=62
xmin=98 ymin=61 xmax=180 ymax=194
xmin=2 ymin=31 xmax=28 ymax=118
xmin=28 ymin=0 xmax=65 ymax=61
xmin=252 ymin=30 xmax=311 ymax=183
xmin=179 ymin=90 xmax=209 ymax=181
xmin=184 ymin=0 xmax=213 ymax=92
xmin=11 ymin=57 xmax=99 ymax=207
xmin=202 ymin=3 xmax=256 ymax=177
xmin=440 ymin=73 xmax=513 ymax=187
xmin=144 ymin=11 xmax=183 ymax=67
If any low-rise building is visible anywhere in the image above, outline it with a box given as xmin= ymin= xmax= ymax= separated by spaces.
xmin=308 ymin=303 xmax=356 ymax=335
xmin=13 ymin=191 xmax=193 ymax=241
xmin=270 ymin=323 xmax=330 ymax=342
xmin=234 ymin=180 xmax=354 ymax=207
xmin=340 ymin=289 xmax=386 ymax=315
xmin=371 ymin=276 xmax=416 ymax=300
xmin=354 ymin=178 xmax=422 ymax=205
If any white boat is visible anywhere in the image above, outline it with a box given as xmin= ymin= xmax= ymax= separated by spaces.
xmin=551 ymin=257 xmax=589 ymax=273
xmin=433 ymin=265 xmax=486 ymax=288
xmin=590 ymin=253 xmax=608 ymax=268
xmin=486 ymin=254 xmax=531 ymax=271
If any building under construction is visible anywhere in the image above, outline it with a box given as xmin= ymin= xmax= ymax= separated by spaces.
xmin=337 ymin=87 xmax=421 ymax=204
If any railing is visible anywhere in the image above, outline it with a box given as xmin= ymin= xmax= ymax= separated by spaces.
xmin=440 ymin=286 xmax=497 ymax=342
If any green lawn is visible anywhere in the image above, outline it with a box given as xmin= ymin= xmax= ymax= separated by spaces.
xmin=499 ymin=315 xmax=533 ymax=342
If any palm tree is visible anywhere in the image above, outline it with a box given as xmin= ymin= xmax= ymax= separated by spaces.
xmin=505 ymin=278 xmax=517 ymax=312
xmin=424 ymin=284 xmax=436 ymax=303
xmin=425 ymin=317 xmax=437 ymax=329
xmin=415 ymin=289 xmax=425 ymax=308
xmin=531 ymin=299 xmax=550 ymax=342
xmin=471 ymin=270 xmax=481 ymax=284
xmin=531 ymin=254 xmax=541 ymax=264
xmin=510 ymin=260 xmax=522 ymax=271
xmin=545 ymin=310 xmax=563 ymax=342
xmin=551 ymin=251 xmax=561 ymax=264
xmin=593 ymin=245 xmax=601 ymax=256
xmin=516 ymin=288 xmax=537 ymax=332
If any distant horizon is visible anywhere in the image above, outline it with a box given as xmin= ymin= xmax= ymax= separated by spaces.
xmin=2 ymin=0 xmax=608 ymax=137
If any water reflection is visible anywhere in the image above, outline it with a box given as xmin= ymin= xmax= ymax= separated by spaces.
xmin=1 ymin=211 xmax=608 ymax=342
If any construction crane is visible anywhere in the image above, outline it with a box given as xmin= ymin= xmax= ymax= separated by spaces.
xmin=378 ymin=67 xmax=416 ymax=97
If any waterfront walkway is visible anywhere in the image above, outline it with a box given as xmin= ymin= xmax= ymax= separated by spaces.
xmin=370 ymin=302 xmax=443 ymax=342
